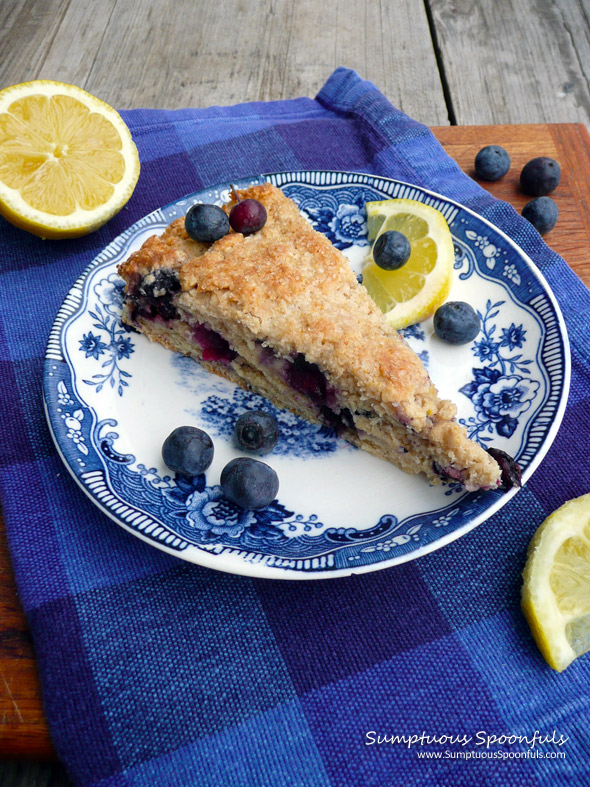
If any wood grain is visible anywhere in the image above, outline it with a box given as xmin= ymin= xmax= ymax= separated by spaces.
xmin=0 ymin=506 xmax=54 ymax=762
xmin=429 ymin=0 xmax=590 ymax=126
xmin=434 ymin=123 xmax=590 ymax=287
xmin=0 ymin=0 xmax=449 ymax=125
xmin=0 ymin=123 xmax=589 ymax=763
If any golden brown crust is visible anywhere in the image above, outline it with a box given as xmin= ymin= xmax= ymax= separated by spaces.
xmin=118 ymin=182 xmax=501 ymax=489
xmin=118 ymin=218 xmax=209 ymax=282
xmin=178 ymin=183 xmax=436 ymax=420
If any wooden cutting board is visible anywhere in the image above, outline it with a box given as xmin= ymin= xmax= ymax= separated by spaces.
xmin=1 ymin=123 xmax=589 ymax=761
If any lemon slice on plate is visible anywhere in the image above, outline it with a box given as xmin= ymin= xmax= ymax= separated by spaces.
xmin=521 ymin=493 xmax=590 ymax=671
xmin=0 ymin=80 xmax=140 ymax=239
xmin=362 ymin=198 xmax=454 ymax=329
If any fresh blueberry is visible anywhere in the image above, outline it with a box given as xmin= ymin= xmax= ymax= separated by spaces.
xmin=373 ymin=230 xmax=411 ymax=270
xmin=356 ymin=273 xmax=364 ymax=284
xmin=220 ymin=457 xmax=279 ymax=510
xmin=520 ymin=157 xmax=561 ymax=196
xmin=433 ymin=301 xmax=481 ymax=345
xmin=234 ymin=410 xmax=279 ymax=454
xmin=162 ymin=426 xmax=214 ymax=477
xmin=229 ymin=198 xmax=267 ymax=235
xmin=185 ymin=203 xmax=230 ymax=243
xmin=474 ymin=145 xmax=511 ymax=181
xmin=522 ymin=196 xmax=558 ymax=234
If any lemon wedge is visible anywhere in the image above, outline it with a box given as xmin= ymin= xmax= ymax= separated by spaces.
xmin=362 ymin=199 xmax=454 ymax=329
xmin=521 ymin=493 xmax=590 ymax=671
xmin=0 ymin=80 xmax=140 ymax=238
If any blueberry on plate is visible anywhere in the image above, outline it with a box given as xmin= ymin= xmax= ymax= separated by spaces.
xmin=520 ymin=157 xmax=561 ymax=196
xmin=229 ymin=198 xmax=267 ymax=236
xmin=474 ymin=145 xmax=511 ymax=181
xmin=162 ymin=426 xmax=214 ymax=476
xmin=220 ymin=457 xmax=279 ymax=510
xmin=185 ymin=203 xmax=230 ymax=243
xmin=433 ymin=301 xmax=481 ymax=345
xmin=522 ymin=196 xmax=558 ymax=234
xmin=373 ymin=230 xmax=412 ymax=270
xmin=234 ymin=410 xmax=279 ymax=454
xmin=486 ymin=447 xmax=522 ymax=491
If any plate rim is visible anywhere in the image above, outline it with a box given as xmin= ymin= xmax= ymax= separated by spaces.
xmin=43 ymin=169 xmax=571 ymax=580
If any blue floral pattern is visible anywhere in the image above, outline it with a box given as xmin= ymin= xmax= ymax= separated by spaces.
xmin=459 ymin=300 xmax=539 ymax=441
xmin=400 ymin=323 xmax=429 ymax=368
xmin=81 ymin=273 xmax=135 ymax=396
xmin=285 ymin=186 xmax=373 ymax=249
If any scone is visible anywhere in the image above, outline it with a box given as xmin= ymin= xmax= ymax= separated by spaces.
xmin=118 ymin=183 xmax=504 ymax=491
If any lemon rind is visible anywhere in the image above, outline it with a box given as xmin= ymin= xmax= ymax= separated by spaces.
xmin=521 ymin=493 xmax=590 ymax=671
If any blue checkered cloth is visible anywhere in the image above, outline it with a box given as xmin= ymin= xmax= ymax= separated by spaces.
xmin=1 ymin=68 xmax=589 ymax=786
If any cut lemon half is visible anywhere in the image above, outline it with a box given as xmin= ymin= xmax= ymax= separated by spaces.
xmin=0 ymin=80 xmax=140 ymax=238
xmin=362 ymin=199 xmax=454 ymax=329
xmin=521 ymin=493 xmax=590 ymax=671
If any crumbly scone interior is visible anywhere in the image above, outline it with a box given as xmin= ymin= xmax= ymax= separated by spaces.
xmin=118 ymin=182 xmax=501 ymax=491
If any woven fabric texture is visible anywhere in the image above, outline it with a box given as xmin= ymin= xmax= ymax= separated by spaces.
xmin=0 ymin=68 xmax=589 ymax=786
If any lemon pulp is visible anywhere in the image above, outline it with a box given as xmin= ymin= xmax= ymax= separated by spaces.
xmin=0 ymin=80 xmax=140 ymax=238
xmin=362 ymin=199 xmax=454 ymax=329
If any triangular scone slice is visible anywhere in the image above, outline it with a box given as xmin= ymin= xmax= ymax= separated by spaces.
xmin=119 ymin=183 xmax=501 ymax=490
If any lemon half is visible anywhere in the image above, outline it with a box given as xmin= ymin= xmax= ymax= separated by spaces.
xmin=362 ymin=199 xmax=454 ymax=329
xmin=0 ymin=80 xmax=140 ymax=238
xmin=521 ymin=493 xmax=590 ymax=671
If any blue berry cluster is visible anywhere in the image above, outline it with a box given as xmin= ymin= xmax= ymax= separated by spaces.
xmin=473 ymin=145 xmax=561 ymax=235
xmin=162 ymin=412 xmax=280 ymax=511
xmin=185 ymin=192 xmax=267 ymax=242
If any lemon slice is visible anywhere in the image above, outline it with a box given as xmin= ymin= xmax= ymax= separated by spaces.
xmin=362 ymin=199 xmax=454 ymax=329
xmin=0 ymin=80 xmax=140 ymax=238
xmin=521 ymin=493 xmax=590 ymax=671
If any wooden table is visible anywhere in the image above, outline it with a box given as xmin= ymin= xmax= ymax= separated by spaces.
xmin=2 ymin=1 xmax=590 ymax=785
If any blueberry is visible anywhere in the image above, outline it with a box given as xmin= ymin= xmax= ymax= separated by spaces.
xmin=433 ymin=301 xmax=481 ymax=345
xmin=138 ymin=268 xmax=180 ymax=299
xmin=136 ymin=268 xmax=181 ymax=321
xmin=474 ymin=145 xmax=511 ymax=181
xmin=220 ymin=457 xmax=279 ymax=510
xmin=522 ymin=196 xmax=558 ymax=234
xmin=486 ymin=447 xmax=522 ymax=491
xmin=234 ymin=410 xmax=279 ymax=454
xmin=185 ymin=203 xmax=230 ymax=243
xmin=520 ymin=157 xmax=561 ymax=196
xmin=229 ymin=198 xmax=267 ymax=235
xmin=162 ymin=426 xmax=214 ymax=477
xmin=373 ymin=230 xmax=411 ymax=270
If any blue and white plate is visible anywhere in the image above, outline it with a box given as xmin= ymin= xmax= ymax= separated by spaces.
xmin=43 ymin=171 xmax=570 ymax=579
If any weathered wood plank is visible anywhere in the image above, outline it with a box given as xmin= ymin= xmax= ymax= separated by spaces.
xmin=0 ymin=761 xmax=72 ymax=786
xmin=428 ymin=0 xmax=590 ymax=125
xmin=0 ymin=0 xmax=449 ymax=125
xmin=0 ymin=509 xmax=55 ymax=762
xmin=0 ymin=0 xmax=71 ymax=87
xmin=35 ymin=0 xmax=120 ymax=88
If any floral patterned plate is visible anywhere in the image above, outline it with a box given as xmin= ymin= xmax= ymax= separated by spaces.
xmin=43 ymin=171 xmax=570 ymax=579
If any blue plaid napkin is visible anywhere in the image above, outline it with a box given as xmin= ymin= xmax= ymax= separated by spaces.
xmin=1 ymin=68 xmax=589 ymax=786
